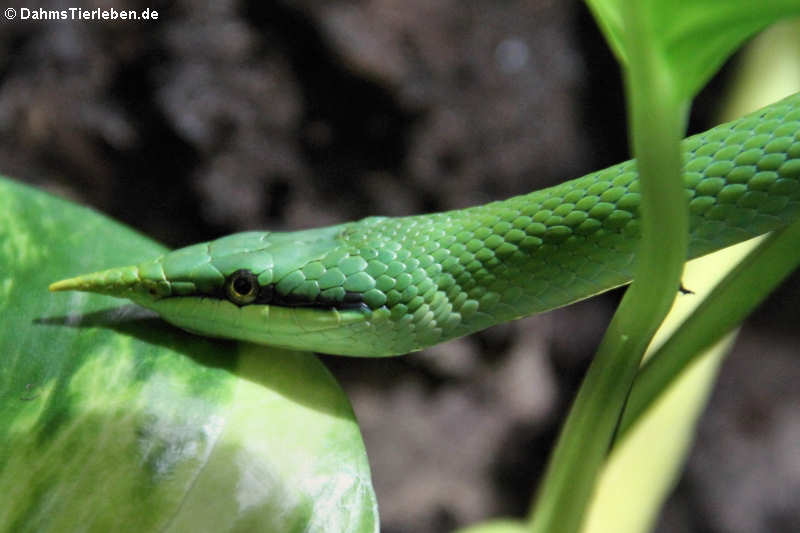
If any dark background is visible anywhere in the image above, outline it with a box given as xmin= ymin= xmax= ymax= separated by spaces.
xmin=2 ymin=2 xmax=798 ymax=532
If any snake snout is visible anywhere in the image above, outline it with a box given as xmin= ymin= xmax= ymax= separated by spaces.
xmin=49 ymin=265 xmax=148 ymax=297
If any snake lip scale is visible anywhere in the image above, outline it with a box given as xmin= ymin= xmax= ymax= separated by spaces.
xmin=51 ymin=93 xmax=800 ymax=356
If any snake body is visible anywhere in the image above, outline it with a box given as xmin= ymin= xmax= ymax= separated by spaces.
xmin=51 ymin=93 xmax=800 ymax=356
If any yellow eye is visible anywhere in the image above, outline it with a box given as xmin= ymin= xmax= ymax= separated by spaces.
xmin=226 ymin=269 xmax=259 ymax=305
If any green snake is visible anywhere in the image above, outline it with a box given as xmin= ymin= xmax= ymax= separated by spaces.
xmin=51 ymin=93 xmax=800 ymax=356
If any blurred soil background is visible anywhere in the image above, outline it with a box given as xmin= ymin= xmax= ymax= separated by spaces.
xmin=1 ymin=2 xmax=799 ymax=532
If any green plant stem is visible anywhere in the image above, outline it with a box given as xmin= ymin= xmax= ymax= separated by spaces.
xmin=617 ymin=219 xmax=800 ymax=439
xmin=527 ymin=3 xmax=688 ymax=532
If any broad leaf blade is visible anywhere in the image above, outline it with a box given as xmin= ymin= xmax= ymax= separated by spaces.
xmin=585 ymin=0 xmax=800 ymax=100
xmin=0 ymin=178 xmax=378 ymax=533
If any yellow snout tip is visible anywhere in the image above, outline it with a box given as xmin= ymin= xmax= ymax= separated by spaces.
xmin=49 ymin=278 xmax=82 ymax=292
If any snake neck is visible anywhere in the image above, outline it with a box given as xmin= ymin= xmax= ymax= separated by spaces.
xmin=340 ymin=92 xmax=800 ymax=351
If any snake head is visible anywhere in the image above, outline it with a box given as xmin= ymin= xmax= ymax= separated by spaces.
xmin=49 ymin=225 xmax=413 ymax=356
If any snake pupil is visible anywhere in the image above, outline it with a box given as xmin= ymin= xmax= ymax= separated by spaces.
xmin=233 ymin=276 xmax=253 ymax=295
xmin=226 ymin=269 xmax=259 ymax=305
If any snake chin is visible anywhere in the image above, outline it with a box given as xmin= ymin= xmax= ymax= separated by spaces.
xmin=135 ymin=296 xmax=407 ymax=356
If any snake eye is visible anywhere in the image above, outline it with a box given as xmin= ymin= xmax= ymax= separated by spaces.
xmin=226 ymin=269 xmax=259 ymax=305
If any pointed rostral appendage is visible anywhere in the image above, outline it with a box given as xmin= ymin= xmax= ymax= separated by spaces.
xmin=48 ymin=261 xmax=179 ymax=303
xmin=49 ymin=266 xmax=143 ymax=296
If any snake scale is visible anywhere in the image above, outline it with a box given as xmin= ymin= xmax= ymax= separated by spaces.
xmin=51 ymin=93 xmax=800 ymax=356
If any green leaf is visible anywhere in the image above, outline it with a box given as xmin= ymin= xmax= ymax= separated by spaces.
xmin=717 ymin=19 xmax=800 ymax=121
xmin=585 ymin=0 xmax=800 ymax=100
xmin=579 ymin=237 xmax=761 ymax=533
xmin=573 ymin=22 xmax=800 ymax=533
xmin=620 ymin=207 xmax=800 ymax=440
xmin=584 ymin=218 xmax=800 ymax=532
xmin=529 ymin=4 xmax=800 ymax=533
xmin=0 ymin=178 xmax=378 ymax=533
xmin=581 ymin=337 xmax=731 ymax=533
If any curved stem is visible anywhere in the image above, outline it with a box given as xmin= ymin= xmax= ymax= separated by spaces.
xmin=527 ymin=2 xmax=689 ymax=531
